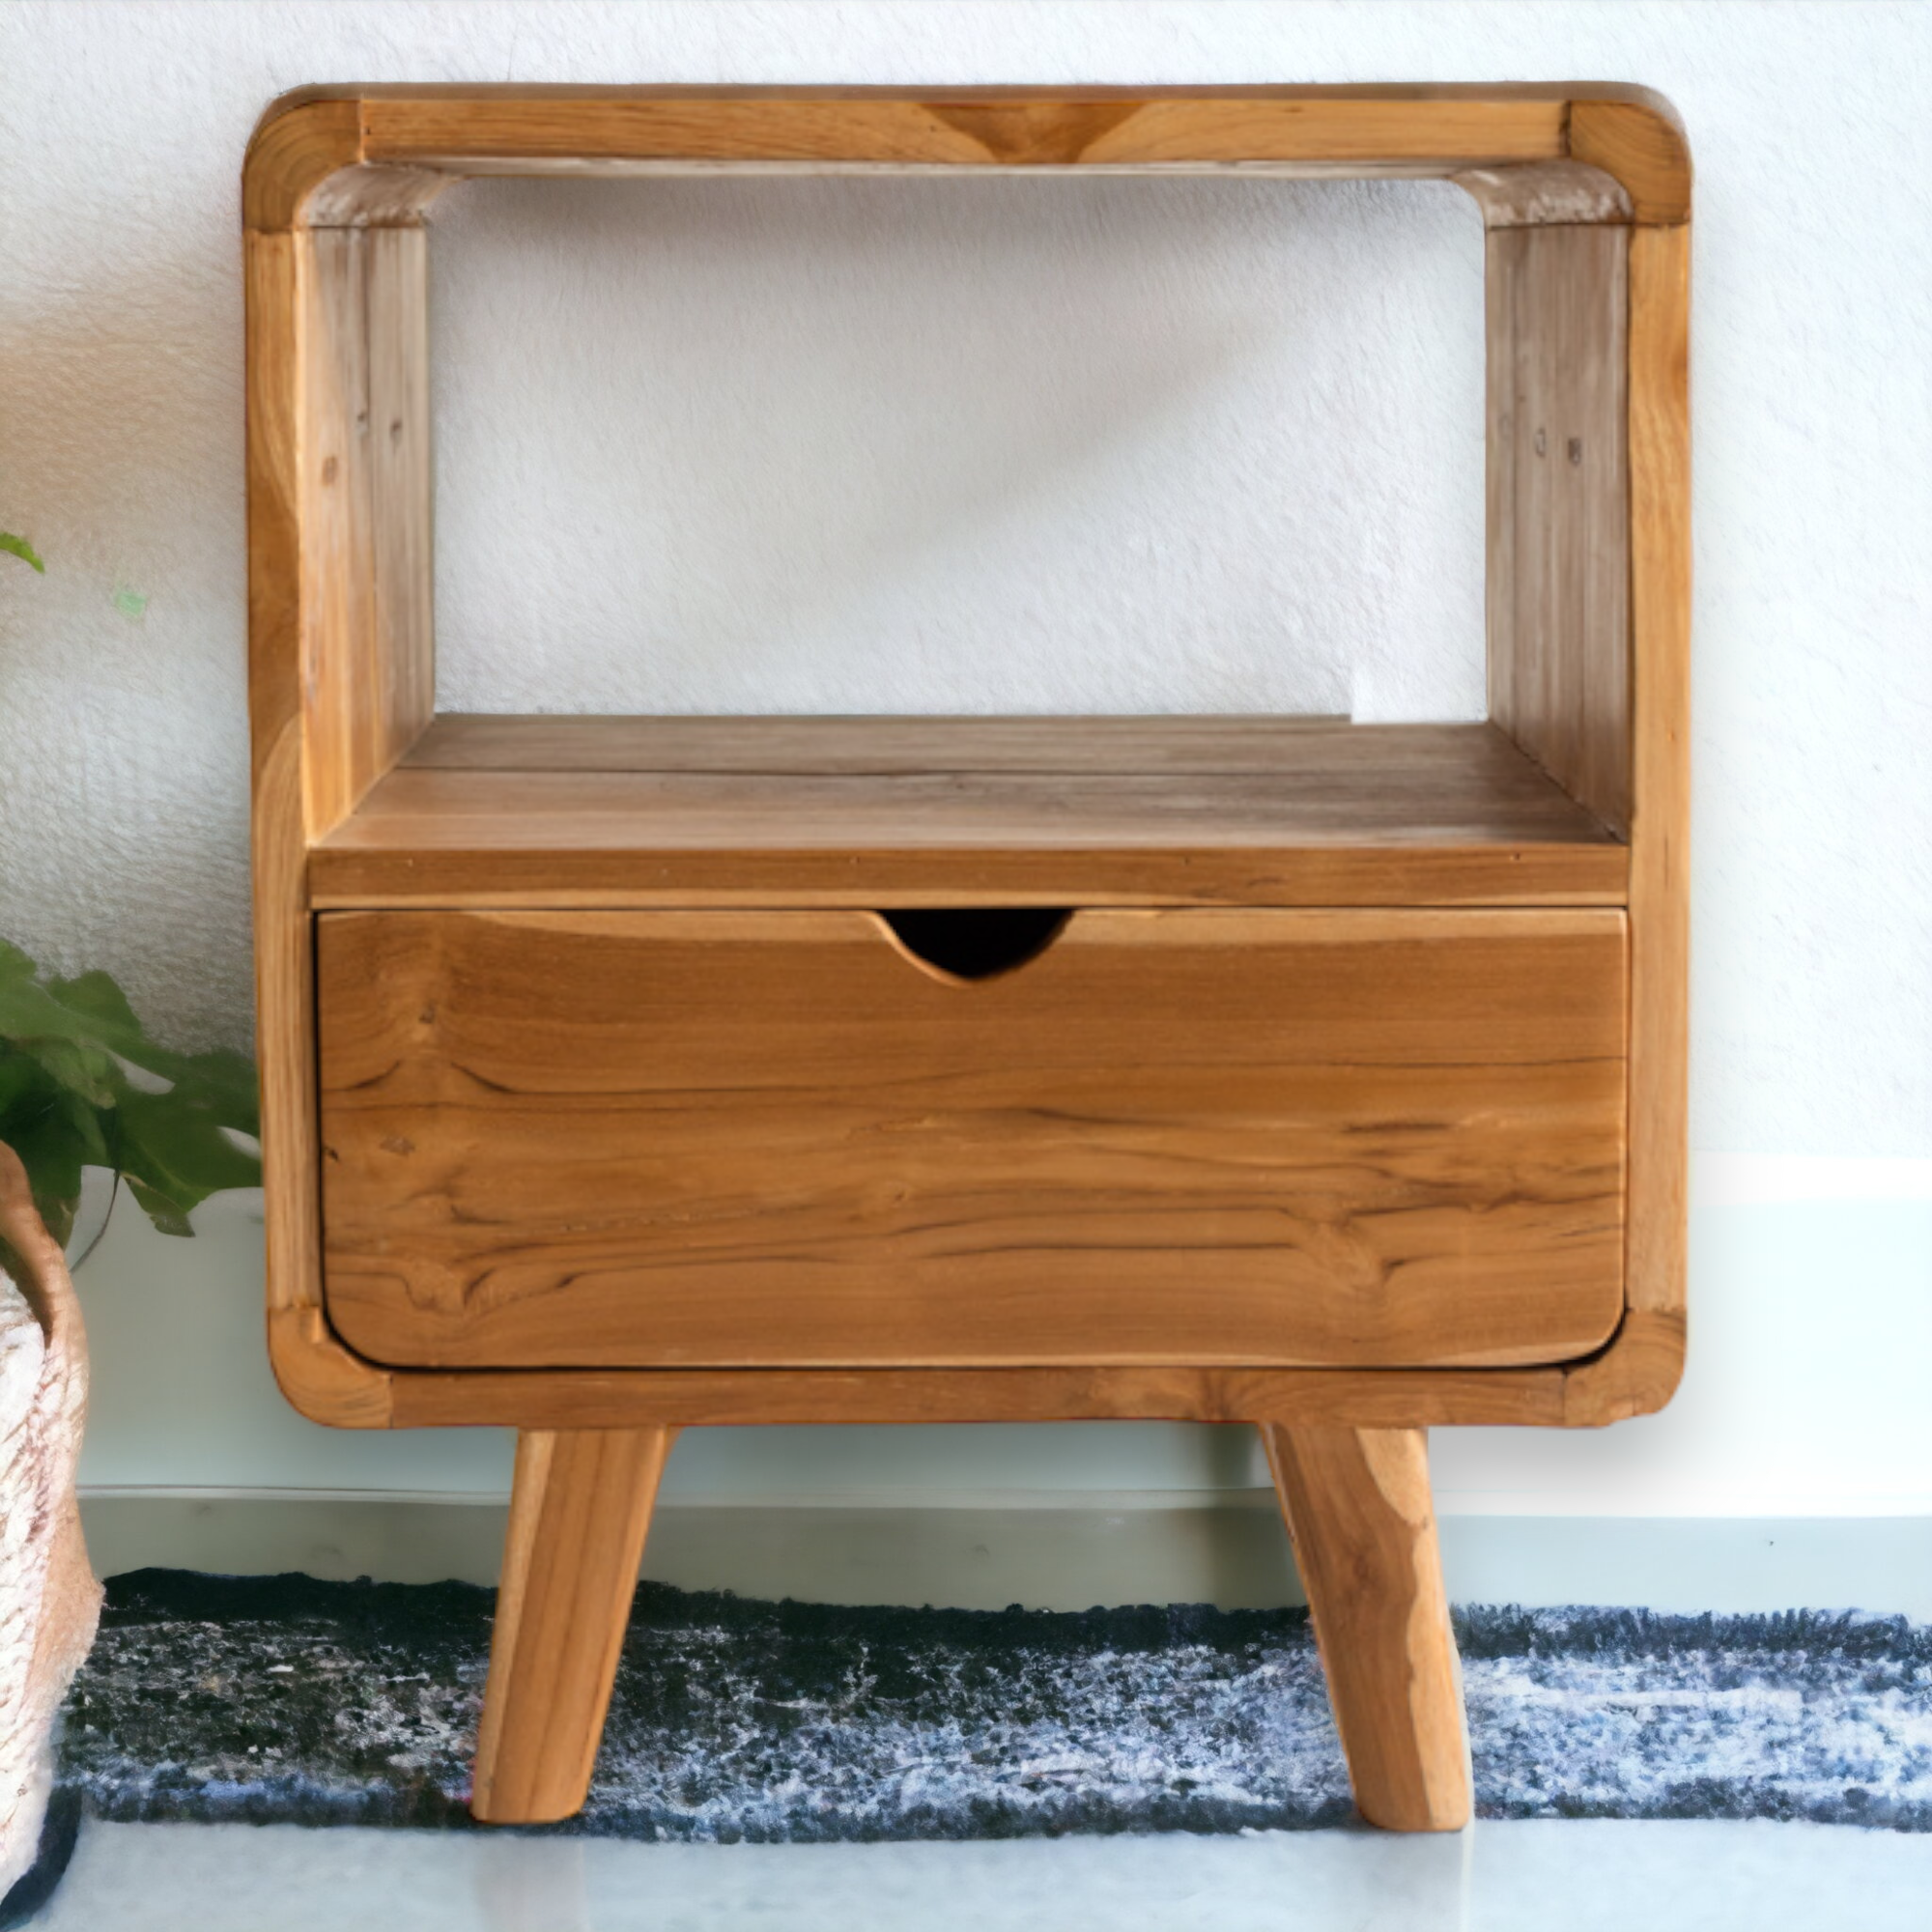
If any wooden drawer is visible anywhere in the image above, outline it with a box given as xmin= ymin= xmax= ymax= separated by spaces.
xmin=316 ymin=908 xmax=1628 ymax=1371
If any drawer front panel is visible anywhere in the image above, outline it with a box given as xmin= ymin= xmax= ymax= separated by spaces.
xmin=317 ymin=908 xmax=1628 ymax=1370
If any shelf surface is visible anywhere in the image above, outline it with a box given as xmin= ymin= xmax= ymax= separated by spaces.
xmin=308 ymin=717 xmax=1627 ymax=909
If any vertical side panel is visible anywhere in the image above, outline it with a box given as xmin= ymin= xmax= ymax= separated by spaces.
xmin=1487 ymin=224 xmax=1631 ymax=834
xmin=244 ymin=230 xmax=324 ymax=1321
xmin=300 ymin=227 xmax=436 ymax=837
xmin=1624 ymin=222 xmax=1691 ymax=1338
xmin=299 ymin=228 xmax=376 ymax=835
xmin=367 ymin=226 xmax=437 ymax=758
xmin=248 ymin=218 xmax=434 ymax=1334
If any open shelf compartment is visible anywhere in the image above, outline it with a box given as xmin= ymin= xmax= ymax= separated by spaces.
xmin=307 ymin=714 xmax=1627 ymax=908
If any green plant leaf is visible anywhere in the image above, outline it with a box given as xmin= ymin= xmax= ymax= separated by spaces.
xmin=177 ymin=1048 xmax=261 ymax=1138
xmin=0 ymin=1046 xmax=46 ymax=1121
xmin=1 ymin=532 xmax=44 ymax=573
xmin=124 ymin=1045 xmax=261 ymax=1137
xmin=48 ymin=1080 xmax=111 ymax=1169
xmin=43 ymin=968 xmax=142 ymax=1037
xmin=111 ymin=1078 xmax=262 ymax=1236
xmin=0 ymin=1104 xmax=92 ymax=1247
xmin=121 ymin=1178 xmax=193 ymax=1239
xmin=0 ymin=1050 xmax=109 ymax=1163
xmin=32 ymin=976 xmax=260 ymax=1133
xmin=0 ymin=972 xmax=149 ymax=1056
xmin=16 ymin=969 xmax=150 ymax=1059
xmin=18 ymin=1035 xmax=120 ymax=1110
xmin=1 ymin=947 xmax=262 ymax=1241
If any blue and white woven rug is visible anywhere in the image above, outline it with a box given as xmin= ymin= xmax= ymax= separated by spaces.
xmin=55 ymin=1571 xmax=1932 ymax=1839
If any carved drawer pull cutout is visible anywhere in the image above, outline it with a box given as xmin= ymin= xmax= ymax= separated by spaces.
xmin=877 ymin=907 xmax=1071 ymax=983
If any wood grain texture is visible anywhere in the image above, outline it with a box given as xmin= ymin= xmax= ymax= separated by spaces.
xmin=241 ymin=85 xmax=1703 ymax=230
xmin=242 ymin=97 xmax=452 ymax=231
xmin=299 ymin=226 xmax=436 ymax=835
xmin=358 ymin=88 xmax=1568 ymax=175
xmin=366 ymin=231 xmax=436 ymax=748
xmin=267 ymin=1304 xmax=394 ymax=1427
xmin=311 ymin=721 xmax=1626 ymax=910
xmin=271 ymin=1298 xmax=1706 ymax=1432
xmin=242 ymin=96 xmax=363 ymax=231
xmin=381 ymin=1360 xmax=1574 ymax=1430
xmin=1262 ymin=1425 xmax=1469 ymax=1831
xmin=267 ymin=1300 xmax=1684 ymax=1433
xmin=470 ymin=1426 xmax=674 ymax=1824
xmin=1568 ymin=99 xmax=1692 ymax=226
xmin=316 ymin=908 xmax=1628 ymax=1373
xmin=1620 ymin=222 xmax=1692 ymax=1404
xmin=298 ymin=227 xmax=377 ymax=837
xmin=1487 ymin=223 xmax=1631 ymax=836
xmin=1558 ymin=1306 xmax=1686 ymax=1427
xmin=1454 ymin=160 xmax=1631 ymax=229
xmin=244 ymin=227 xmax=325 ymax=1321
xmin=247 ymin=213 xmax=436 ymax=1327
xmin=404 ymin=713 xmax=1360 ymax=773
xmin=240 ymin=85 xmax=1684 ymax=232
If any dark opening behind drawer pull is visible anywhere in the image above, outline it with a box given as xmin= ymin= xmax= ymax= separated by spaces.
xmin=878 ymin=907 xmax=1071 ymax=981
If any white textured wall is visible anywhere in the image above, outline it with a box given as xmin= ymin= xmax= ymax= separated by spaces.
xmin=3 ymin=2 xmax=1929 ymax=1520
xmin=430 ymin=170 xmax=1483 ymax=722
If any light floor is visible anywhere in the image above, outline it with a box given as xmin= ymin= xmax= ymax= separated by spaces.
xmin=39 ymin=1818 xmax=1932 ymax=1931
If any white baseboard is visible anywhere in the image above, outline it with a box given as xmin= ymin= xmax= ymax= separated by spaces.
xmin=77 ymin=1493 xmax=1932 ymax=1618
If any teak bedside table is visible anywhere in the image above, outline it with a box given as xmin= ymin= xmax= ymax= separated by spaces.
xmin=243 ymin=84 xmax=1690 ymax=1833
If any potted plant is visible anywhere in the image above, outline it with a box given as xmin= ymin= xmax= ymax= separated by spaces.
xmin=0 ymin=1137 xmax=96 ymax=1914
xmin=1 ymin=529 xmax=262 ymax=1906
xmin=0 ymin=941 xmax=263 ymax=1256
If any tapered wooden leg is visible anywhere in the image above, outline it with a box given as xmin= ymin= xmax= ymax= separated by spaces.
xmin=1260 ymin=1424 xmax=1470 ymax=1832
xmin=471 ymin=1426 xmax=676 ymax=1824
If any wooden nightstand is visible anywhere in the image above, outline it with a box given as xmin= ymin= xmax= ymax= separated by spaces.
xmin=243 ymin=84 xmax=1690 ymax=1832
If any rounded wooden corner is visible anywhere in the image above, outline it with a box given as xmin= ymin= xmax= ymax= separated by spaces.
xmin=1558 ymin=1306 xmax=1686 ymax=1426
xmin=244 ymin=91 xmax=453 ymax=232
xmin=268 ymin=1302 xmax=396 ymax=1428
xmin=1568 ymin=95 xmax=1690 ymax=226
xmin=244 ymin=96 xmax=363 ymax=231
